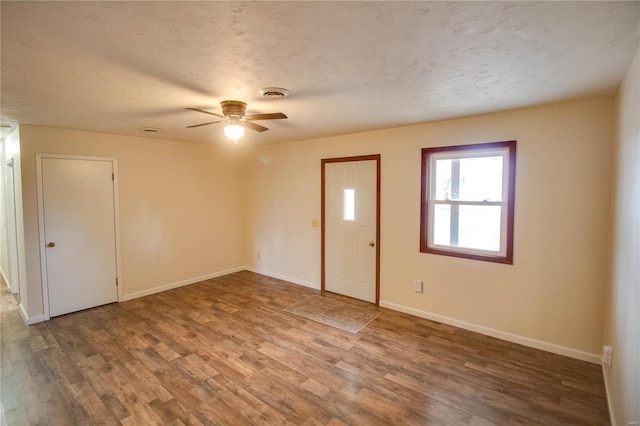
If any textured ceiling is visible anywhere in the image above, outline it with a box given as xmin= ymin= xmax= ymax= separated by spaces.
xmin=1 ymin=1 xmax=639 ymax=146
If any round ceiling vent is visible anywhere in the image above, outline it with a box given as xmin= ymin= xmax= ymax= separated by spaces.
xmin=260 ymin=87 xmax=291 ymax=99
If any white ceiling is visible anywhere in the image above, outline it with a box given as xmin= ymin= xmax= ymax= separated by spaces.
xmin=1 ymin=1 xmax=638 ymax=146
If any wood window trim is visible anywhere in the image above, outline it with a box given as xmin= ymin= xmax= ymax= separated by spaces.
xmin=420 ymin=141 xmax=516 ymax=264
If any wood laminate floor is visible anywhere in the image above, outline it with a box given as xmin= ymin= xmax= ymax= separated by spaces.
xmin=1 ymin=271 xmax=609 ymax=425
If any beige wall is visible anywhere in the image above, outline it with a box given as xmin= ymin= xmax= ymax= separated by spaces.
xmin=18 ymin=125 xmax=248 ymax=320
xmin=247 ymin=98 xmax=614 ymax=359
xmin=604 ymin=49 xmax=640 ymax=425
xmin=9 ymin=97 xmax=618 ymax=363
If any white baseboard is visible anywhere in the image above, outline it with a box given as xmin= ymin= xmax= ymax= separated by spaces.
xmin=19 ymin=302 xmax=28 ymax=323
xmin=244 ymin=266 xmax=320 ymax=290
xmin=121 ymin=266 xmax=246 ymax=301
xmin=602 ymin=365 xmax=616 ymax=425
xmin=0 ymin=267 xmax=9 ymax=289
xmin=380 ymin=300 xmax=602 ymax=364
xmin=238 ymin=272 xmax=600 ymax=364
xmin=20 ymin=303 xmax=46 ymax=325
xmin=0 ymin=267 xmax=17 ymax=294
xmin=21 ymin=265 xmax=602 ymax=366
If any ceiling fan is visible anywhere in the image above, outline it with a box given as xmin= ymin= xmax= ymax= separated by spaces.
xmin=186 ymin=100 xmax=287 ymax=143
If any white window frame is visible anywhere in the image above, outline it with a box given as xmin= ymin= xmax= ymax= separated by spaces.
xmin=420 ymin=141 xmax=516 ymax=264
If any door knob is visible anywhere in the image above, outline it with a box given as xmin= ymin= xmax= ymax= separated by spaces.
xmin=369 ymin=241 xmax=375 ymax=247
xmin=47 ymin=242 xmax=56 ymax=247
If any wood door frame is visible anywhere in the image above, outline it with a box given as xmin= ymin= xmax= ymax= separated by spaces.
xmin=321 ymin=154 xmax=381 ymax=305
xmin=36 ymin=153 xmax=123 ymax=320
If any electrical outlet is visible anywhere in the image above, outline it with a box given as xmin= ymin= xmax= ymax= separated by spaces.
xmin=603 ymin=345 xmax=612 ymax=366
xmin=413 ymin=279 xmax=423 ymax=293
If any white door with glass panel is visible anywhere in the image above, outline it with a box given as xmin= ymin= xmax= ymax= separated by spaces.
xmin=40 ymin=156 xmax=119 ymax=317
xmin=324 ymin=160 xmax=377 ymax=303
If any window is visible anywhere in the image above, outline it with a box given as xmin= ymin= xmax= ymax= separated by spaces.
xmin=343 ymin=188 xmax=355 ymax=221
xmin=420 ymin=141 xmax=516 ymax=264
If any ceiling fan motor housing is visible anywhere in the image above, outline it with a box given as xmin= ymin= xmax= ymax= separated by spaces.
xmin=185 ymin=100 xmax=286 ymax=133
xmin=221 ymin=100 xmax=247 ymax=118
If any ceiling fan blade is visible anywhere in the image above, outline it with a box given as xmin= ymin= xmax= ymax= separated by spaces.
xmin=243 ymin=121 xmax=269 ymax=132
xmin=186 ymin=107 xmax=225 ymax=118
xmin=245 ymin=112 xmax=287 ymax=121
xmin=186 ymin=121 xmax=221 ymax=128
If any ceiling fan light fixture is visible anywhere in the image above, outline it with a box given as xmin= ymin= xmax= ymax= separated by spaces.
xmin=224 ymin=123 xmax=244 ymax=143
xmin=186 ymin=99 xmax=287 ymax=143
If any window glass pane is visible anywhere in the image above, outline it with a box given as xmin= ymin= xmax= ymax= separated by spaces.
xmin=434 ymin=159 xmax=452 ymax=200
xmin=433 ymin=204 xmax=451 ymax=246
xmin=458 ymin=205 xmax=501 ymax=252
xmin=343 ymin=188 xmax=355 ymax=221
xmin=459 ymin=156 xmax=503 ymax=201
xmin=434 ymin=156 xmax=503 ymax=201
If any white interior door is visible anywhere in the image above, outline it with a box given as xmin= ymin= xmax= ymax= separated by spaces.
xmin=324 ymin=159 xmax=378 ymax=303
xmin=41 ymin=157 xmax=118 ymax=317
